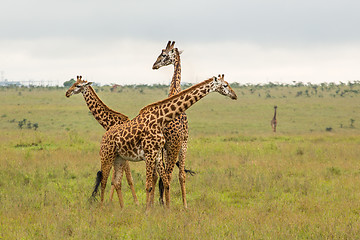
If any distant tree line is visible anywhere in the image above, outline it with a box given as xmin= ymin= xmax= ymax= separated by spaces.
xmin=1 ymin=79 xmax=360 ymax=98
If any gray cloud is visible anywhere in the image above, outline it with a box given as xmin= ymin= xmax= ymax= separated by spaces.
xmin=2 ymin=0 xmax=360 ymax=44
xmin=0 ymin=0 xmax=359 ymax=84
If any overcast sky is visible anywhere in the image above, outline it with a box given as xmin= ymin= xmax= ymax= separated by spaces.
xmin=1 ymin=0 xmax=360 ymax=85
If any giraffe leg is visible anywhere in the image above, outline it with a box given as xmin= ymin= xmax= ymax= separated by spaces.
xmin=158 ymin=148 xmax=168 ymax=205
xmin=150 ymin=170 xmax=158 ymax=207
xmin=144 ymin=151 xmax=157 ymax=211
xmin=113 ymin=157 xmax=125 ymax=208
xmin=109 ymin=168 xmax=115 ymax=202
xmin=178 ymin=139 xmax=188 ymax=209
xmin=274 ymin=121 xmax=277 ymax=133
xmin=164 ymin=144 xmax=181 ymax=208
xmin=100 ymin=157 xmax=113 ymax=205
xmin=155 ymin=149 xmax=171 ymax=208
xmin=123 ymin=160 xmax=139 ymax=205
xmin=145 ymin=148 xmax=169 ymax=210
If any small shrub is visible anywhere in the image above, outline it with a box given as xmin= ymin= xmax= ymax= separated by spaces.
xmin=305 ymin=89 xmax=310 ymax=97
xmin=296 ymin=147 xmax=304 ymax=155
xmin=17 ymin=119 xmax=27 ymax=129
xmin=327 ymin=167 xmax=341 ymax=176
xmin=350 ymin=119 xmax=355 ymax=128
xmin=296 ymin=91 xmax=303 ymax=97
xmin=18 ymin=121 xmax=24 ymax=129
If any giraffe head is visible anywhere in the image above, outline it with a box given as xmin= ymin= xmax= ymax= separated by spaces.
xmin=152 ymin=41 xmax=183 ymax=70
xmin=210 ymin=74 xmax=238 ymax=100
xmin=65 ymin=76 xmax=93 ymax=97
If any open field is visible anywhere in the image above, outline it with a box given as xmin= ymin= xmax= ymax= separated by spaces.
xmin=1 ymin=83 xmax=360 ymax=239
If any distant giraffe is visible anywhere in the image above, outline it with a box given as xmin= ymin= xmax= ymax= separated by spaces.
xmin=153 ymin=41 xmax=192 ymax=207
xmin=271 ymin=105 xmax=277 ymax=132
xmin=92 ymin=74 xmax=237 ymax=209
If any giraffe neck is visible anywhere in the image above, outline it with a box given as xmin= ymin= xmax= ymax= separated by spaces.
xmin=82 ymin=86 xmax=129 ymax=130
xmin=140 ymin=78 xmax=214 ymax=127
xmin=273 ymin=108 xmax=277 ymax=119
xmin=168 ymin=52 xmax=181 ymax=97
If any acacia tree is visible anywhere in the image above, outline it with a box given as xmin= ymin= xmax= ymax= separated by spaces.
xmin=63 ymin=79 xmax=76 ymax=87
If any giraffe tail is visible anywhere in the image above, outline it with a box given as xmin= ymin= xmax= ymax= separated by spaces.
xmin=158 ymin=177 xmax=165 ymax=206
xmin=176 ymin=161 xmax=196 ymax=176
xmin=158 ymin=162 xmax=196 ymax=204
xmin=90 ymin=171 xmax=102 ymax=201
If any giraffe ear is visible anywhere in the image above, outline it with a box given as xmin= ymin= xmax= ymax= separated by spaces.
xmin=85 ymin=82 xmax=93 ymax=86
xmin=178 ymin=50 xmax=184 ymax=55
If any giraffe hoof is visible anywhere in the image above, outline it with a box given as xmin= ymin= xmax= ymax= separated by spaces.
xmin=159 ymin=197 xmax=164 ymax=206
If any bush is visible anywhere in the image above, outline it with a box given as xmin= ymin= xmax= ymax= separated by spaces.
xmin=63 ymin=79 xmax=76 ymax=87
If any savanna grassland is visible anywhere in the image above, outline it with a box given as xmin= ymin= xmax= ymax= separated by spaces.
xmin=1 ymin=82 xmax=360 ymax=239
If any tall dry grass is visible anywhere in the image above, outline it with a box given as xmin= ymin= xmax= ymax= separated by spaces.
xmin=1 ymin=84 xmax=360 ymax=238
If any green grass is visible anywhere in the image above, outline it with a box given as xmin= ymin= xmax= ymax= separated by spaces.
xmin=0 ymin=84 xmax=360 ymax=239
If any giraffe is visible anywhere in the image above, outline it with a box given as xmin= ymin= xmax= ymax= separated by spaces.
xmin=92 ymin=74 xmax=237 ymax=210
xmin=65 ymin=76 xmax=138 ymax=206
xmin=152 ymin=41 xmax=191 ymax=207
xmin=271 ymin=105 xmax=277 ymax=132
xmin=67 ymin=76 xmax=195 ymax=206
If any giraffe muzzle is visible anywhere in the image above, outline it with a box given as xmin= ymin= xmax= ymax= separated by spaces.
xmin=230 ymin=90 xmax=238 ymax=100
xmin=65 ymin=91 xmax=72 ymax=98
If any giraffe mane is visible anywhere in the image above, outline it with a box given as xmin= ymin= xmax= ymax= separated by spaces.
xmin=168 ymin=48 xmax=181 ymax=96
xmin=139 ymin=77 xmax=213 ymax=114
xmin=88 ymin=86 xmax=129 ymax=121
